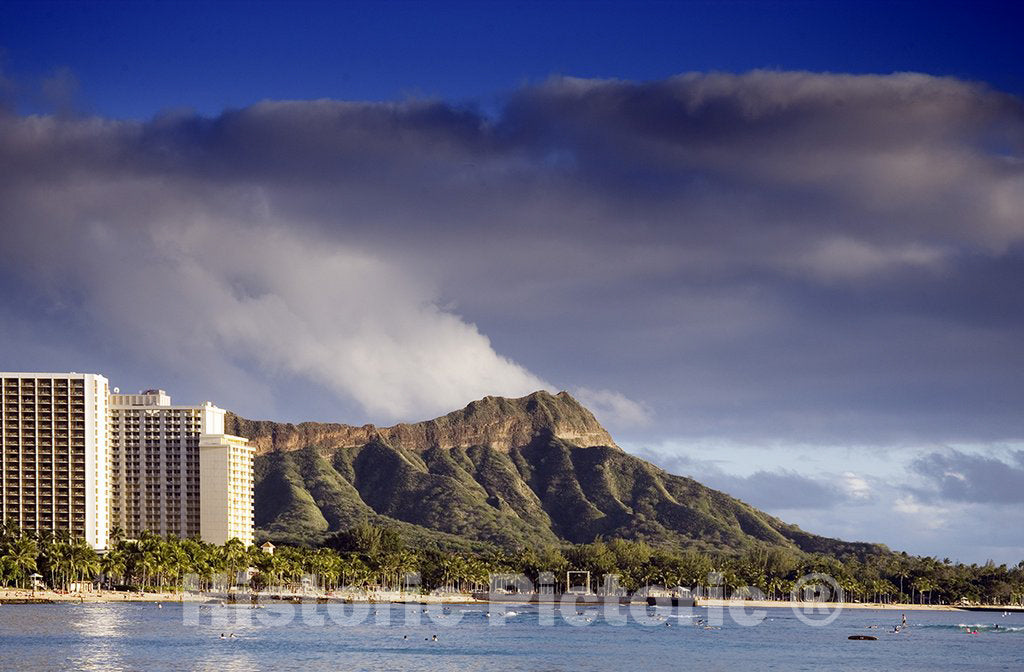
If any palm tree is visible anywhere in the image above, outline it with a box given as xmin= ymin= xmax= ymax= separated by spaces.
xmin=49 ymin=541 xmax=76 ymax=591
xmin=108 ymin=524 xmax=125 ymax=546
xmin=101 ymin=548 xmax=127 ymax=588
xmin=912 ymin=577 xmax=933 ymax=605
xmin=766 ymin=577 xmax=784 ymax=601
xmin=894 ymin=565 xmax=911 ymax=602
xmin=8 ymin=536 xmax=38 ymax=589
xmin=71 ymin=539 xmax=100 ymax=590
xmin=190 ymin=541 xmax=218 ymax=591
xmin=0 ymin=555 xmax=14 ymax=587
xmin=123 ymin=539 xmax=154 ymax=589
xmin=339 ymin=554 xmax=370 ymax=591
xmin=223 ymin=538 xmax=248 ymax=588
xmin=306 ymin=548 xmax=344 ymax=592
xmin=37 ymin=535 xmax=62 ymax=590
xmin=465 ymin=556 xmax=490 ymax=593
xmin=255 ymin=550 xmax=287 ymax=591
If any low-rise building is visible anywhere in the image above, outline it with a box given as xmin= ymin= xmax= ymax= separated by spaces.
xmin=199 ymin=433 xmax=255 ymax=546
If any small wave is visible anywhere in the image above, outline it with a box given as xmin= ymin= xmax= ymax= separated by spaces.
xmin=921 ymin=623 xmax=1023 ymax=633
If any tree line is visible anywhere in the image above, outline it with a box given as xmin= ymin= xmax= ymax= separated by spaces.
xmin=1 ymin=521 xmax=1021 ymax=605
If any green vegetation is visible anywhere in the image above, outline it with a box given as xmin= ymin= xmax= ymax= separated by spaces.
xmin=251 ymin=433 xmax=885 ymax=559
xmin=4 ymin=393 xmax=1017 ymax=606
xmin=2 ymin=522 xmax=1021 ymax=605
xmin=239 ymin=392 xmax=890 ymax=558
xmin=231 ymin=391 xmax=1024 ymax=605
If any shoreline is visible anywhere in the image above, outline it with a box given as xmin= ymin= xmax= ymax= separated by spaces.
xmin=695 ymin=598 xmax=964 ymax=612
xmin=0 ymin=589 xmax=487 ymax=605
xmin=3 ymin=589 xmax=1017 ymax=612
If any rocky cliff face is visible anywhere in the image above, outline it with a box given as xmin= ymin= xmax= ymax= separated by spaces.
xmin=227 ymin=390 xmax=617 ymax=455
xmin=232 ymin=390 xmax=886 ymax=560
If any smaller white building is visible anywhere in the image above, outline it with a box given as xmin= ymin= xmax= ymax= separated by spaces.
xmin=110 ymin=389 xmax=254 ymax=546
xmin=199 ymin=433 xmax=255 ymax=546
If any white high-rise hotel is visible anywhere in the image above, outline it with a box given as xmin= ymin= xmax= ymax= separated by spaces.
xmin=1 ymin=372 xmax=254 ymax=548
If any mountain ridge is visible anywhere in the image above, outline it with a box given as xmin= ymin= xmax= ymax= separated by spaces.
xmin=230 ymin=391 xmax=887 ymax=559
xmin=229 ymin=390 xmax=617 ymax=455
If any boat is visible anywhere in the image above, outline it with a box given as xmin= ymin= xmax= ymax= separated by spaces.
xmin=848 ymin=635 xmax=878 ymax=640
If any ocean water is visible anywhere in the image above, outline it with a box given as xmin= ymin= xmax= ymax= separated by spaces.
xmin=1 ymin=602 xmax=1021 ymax=671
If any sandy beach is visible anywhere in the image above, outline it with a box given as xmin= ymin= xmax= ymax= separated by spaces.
xmin=695 ymin=598 xmax=964 ymax=612
xmin=3 ymin=588 xmax=1001 ymax=611
xmin=0 ymin=588 xmax=488 ymax=605
xmin=0 ymin=588 xmax=202 ymax=603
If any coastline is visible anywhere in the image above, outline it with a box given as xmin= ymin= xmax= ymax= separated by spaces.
xmin=0 ymin=588 xmax=486 ymax=605
xmin=3 ymin=589 xmax=1011 ymax=611
xmin=695 ymin=598 xmax=964 ymax=612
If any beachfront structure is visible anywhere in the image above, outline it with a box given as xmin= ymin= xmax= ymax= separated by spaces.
xmin=109 ymin=389 xmax=253 ymax=543
xmin=1 ymin=373 xmax=112 ymax=549
xmin=1 ymin=372 xmax=254 ymax=549
xmin=198 ymin=433 xmax=255 ymax=546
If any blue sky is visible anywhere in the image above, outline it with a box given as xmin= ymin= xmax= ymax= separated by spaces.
xmin=1 ymin=1 xmax=1023 ymax=564
xmin=3 ymin=1 xmax=1023 ymax=117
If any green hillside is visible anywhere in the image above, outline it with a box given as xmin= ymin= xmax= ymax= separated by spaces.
xmin=232 ymin=391 xmax=886 ymax=559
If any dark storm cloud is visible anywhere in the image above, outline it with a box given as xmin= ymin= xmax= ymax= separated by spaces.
xmin=910 ymin=450 xmax=1024 ymax=504
xmin=0 ymin=71 xmax=1022 ymax=441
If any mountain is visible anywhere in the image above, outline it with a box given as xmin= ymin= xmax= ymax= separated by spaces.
xmin=229 ymin=391 xmax=885 ymax=558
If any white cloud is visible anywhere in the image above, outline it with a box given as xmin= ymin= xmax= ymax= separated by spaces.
xmin=628 ymin=441 xmax=1024 ymax=563
xmin=130 ymin=220 xmax=550 ymax=420
xmin=2 ymin=70 xmax=1023 ymax=446
xmin=893 ymin=494 xmax=949 ymax=530
xmin=0 ymin=177 xmax=550 ymax=421
xmin=792 ymin=237 xmax=947 ymax=282
xmin=840 ymin=471 xmax=872 ymax=500
xmin=575 ymin=387 xmax=652 ymax=428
